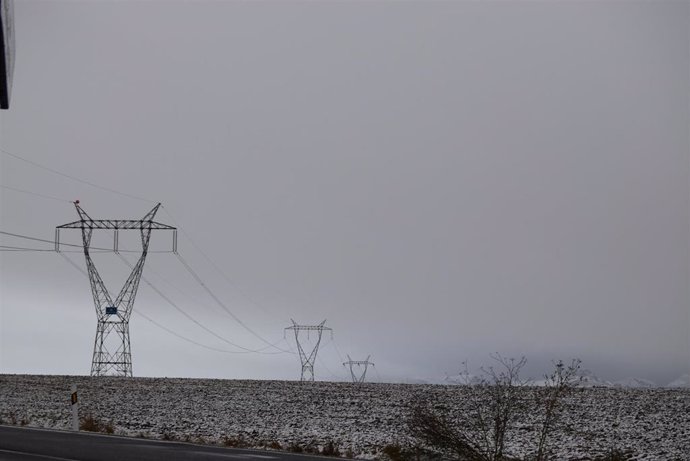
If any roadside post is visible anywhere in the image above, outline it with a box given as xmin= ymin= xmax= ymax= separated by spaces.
xmin=70 ymin=384 xmax=78 ymax=431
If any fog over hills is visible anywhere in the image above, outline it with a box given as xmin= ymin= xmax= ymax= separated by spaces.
xmin=1 ymin=0 xmax=688 ymax=384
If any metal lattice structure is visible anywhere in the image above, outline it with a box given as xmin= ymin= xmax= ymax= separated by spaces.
xmin=56 ymin=201 xmax=176 ymax=377
xmin=343 ymin=355 xmax=375 ymax=383
xmin=285 ymin=319 xmax=332 ymax=382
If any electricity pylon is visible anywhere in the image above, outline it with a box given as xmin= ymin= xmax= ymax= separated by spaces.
xmin=56 ymin=201 xmax=176 ymax=377
xmin=343 ymin=355 xmax=374 ymax=383
xmin=284 ymin=319 xmax=332 ymax=382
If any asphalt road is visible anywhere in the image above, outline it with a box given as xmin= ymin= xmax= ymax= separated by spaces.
xmin=0 ymin=426 xmax=334 ymax=461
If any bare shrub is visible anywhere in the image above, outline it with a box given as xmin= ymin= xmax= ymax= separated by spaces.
xmin=410 ymin=355 xmax=582 ymax=461
xmin=266 ymin=440 xmax=282 ymax=450
xmin=533 ymin=359 xmax=581 ymax=461
xmin=382 ymin=444 xmax=405 ymax=461
xmin=407 ymin=404 xmax=486 ymax=460
xmin=288 ymin=442 xmax=304 ymax=453
xmin=473 ymin=355 xmax=529 ymax=459
xmin=223 ymin=434 xmax=249 ymax=448
xmin=322 ymin=440 xmax=341 ymax=457
xmin=79 ymin=414 xmax=114 ymax=434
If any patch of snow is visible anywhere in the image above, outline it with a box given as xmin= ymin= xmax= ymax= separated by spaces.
xmin=577 ymin=369 xmax=613 ymax=388
xmin=666 ymin=373 xmax=690 ymax=388
xmin=613 ymin=377 xmax=657 ymax=389
xmin=1 ymin=374 xmax=689 ymax=460
xmin=443 ymin=373 xmax=483 ymax=386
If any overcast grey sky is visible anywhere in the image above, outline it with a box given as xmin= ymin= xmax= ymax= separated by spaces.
xmin=1 ymin=0 xmax=688 ymax=384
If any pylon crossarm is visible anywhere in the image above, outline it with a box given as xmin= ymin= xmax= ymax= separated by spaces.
xmin=57 ymin=203 xmax=174 ymax=230
xmin=57 ymin=220 xmax=175 ymax=230
xmin=285 ymin=325 xmax=332 ymax=331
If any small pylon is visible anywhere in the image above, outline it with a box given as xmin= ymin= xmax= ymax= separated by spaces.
xmin=343 ymin=355 xmax=375 ymax=383
xmin=284 ymin=319 xmax=332 ymax=382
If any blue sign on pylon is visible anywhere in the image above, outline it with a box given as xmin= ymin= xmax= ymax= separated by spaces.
xmin=105 ymin=306 xmax=117 ymax=315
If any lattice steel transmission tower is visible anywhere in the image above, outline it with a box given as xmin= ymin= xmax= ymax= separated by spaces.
xmin=285 ymin=319 xmax=332 ymax=382
xmin=56 ymin=201 xmax=176 ymax=377
xmin=343 ymin=355 xmax=375 ymax=383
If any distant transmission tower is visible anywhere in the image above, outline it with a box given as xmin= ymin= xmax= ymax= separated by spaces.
xmin=343 ymin=355 xmax=375 ymax=383
xmin=284 ymin=319 xmax=332 ymax=382
xmin=56 ymin=201 xmax=176 ymax=377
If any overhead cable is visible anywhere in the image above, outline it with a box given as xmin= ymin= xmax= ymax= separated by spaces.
xmin=0 ymin=229 xmax=172 ymax=253
xmin=1 ymin=149 xmax=156 ymax=203
xmin=175 ymin=252 xmax=292 ymax=354
xmin=0 ymin=183 xmax=72 ymax=203
xmin=161 ymin=205 xmax=278 ymax=319
xmin=0 ymin=245 xmax=55 ymax=252
xmin=117 ymin=253 xmax=285 ymax=355
xmin=58 ymin=252 xmax=252 ymax=354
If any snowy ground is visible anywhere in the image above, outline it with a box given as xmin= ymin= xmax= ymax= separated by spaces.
xmin=0 ymin=375 xmax=688 ymax=460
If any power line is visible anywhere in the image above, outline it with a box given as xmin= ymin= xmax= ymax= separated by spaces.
xmin=134 ymin=310 xmax=262 ymax=354
xmin=331 ymin=339 xmax=347 ymax=364
xmin=1 ymin=149 xmax=156 ymax=204
xmin=117 ymin=253 xmax=285 ymax=355
xmin=126 ymin=253 xmax=224 ymax=318
xmin=4 ymin=225 xmax=282 ymax=354
xmin=161 ymin=205 xmax=278 ymax=319
xmin=0 ymin=246 xmax=109 ymax=253
xmin=0 ymin=245 xmax=55 ymax=252
xmin=0 ymin=155 xmax=290 ymax=354
xmin=58 ymin=252 xmax=251 ymax=354
xmin=317 ymin=354 xmax=344 ymax=382
xmin=0 ymin=229 xmax=172 ymax=253
xmin=0 ymin=152 xmax=292 ymax=356
xmin=373 ymin=363 xmax=384 ymax=382
xmin=175 ymin=252 xmax=292 ymax=354
xmin=1 ymin=230 xmax=62 ymax=246
xmin=0 ymin=184 xmax=73 ymax=203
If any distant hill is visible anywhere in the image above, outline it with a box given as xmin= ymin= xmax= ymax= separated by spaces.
xmin=443 ymin=373 xmax=484 ymax=386
xmin=614 ymin=377 xmax=657 ymax=389
xmin=577 ymin=369 xmax=613 ymax=388
xmin=666 ymin=373 xmax=690 ymax=388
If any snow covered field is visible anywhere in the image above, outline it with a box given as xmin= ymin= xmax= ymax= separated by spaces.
xmin=0 ymin=374 xmax=688 ymax=460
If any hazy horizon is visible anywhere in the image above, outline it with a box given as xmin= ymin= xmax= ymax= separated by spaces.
xmin=1 ymin=1 xmax=688 ymax=385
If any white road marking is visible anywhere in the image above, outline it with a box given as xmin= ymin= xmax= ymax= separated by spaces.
xmin=0 ymin=448 xmax=81 ymax=461
xmin=190 ymin=452 xmax=277 ymax=459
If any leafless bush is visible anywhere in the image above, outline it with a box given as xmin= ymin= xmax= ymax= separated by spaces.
xmin=533 ymin=359 xmax=581 ymax=461
xmin=222 ymin=434 xmax=249 ymax=448
xmin=79 ymin=414 xmax=114 ymax=434
xmin=265 ymin=440 xmax=282 ymax=450
xmin=409 ymin=355 xmax=582 ymax=461
xmin=409 ymin=354 xmax=529 ymax=461
xmin=407 ymin=403 xmax=486 ymax=460
xmin=321 ymin=440 xmax=341 ymax=457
